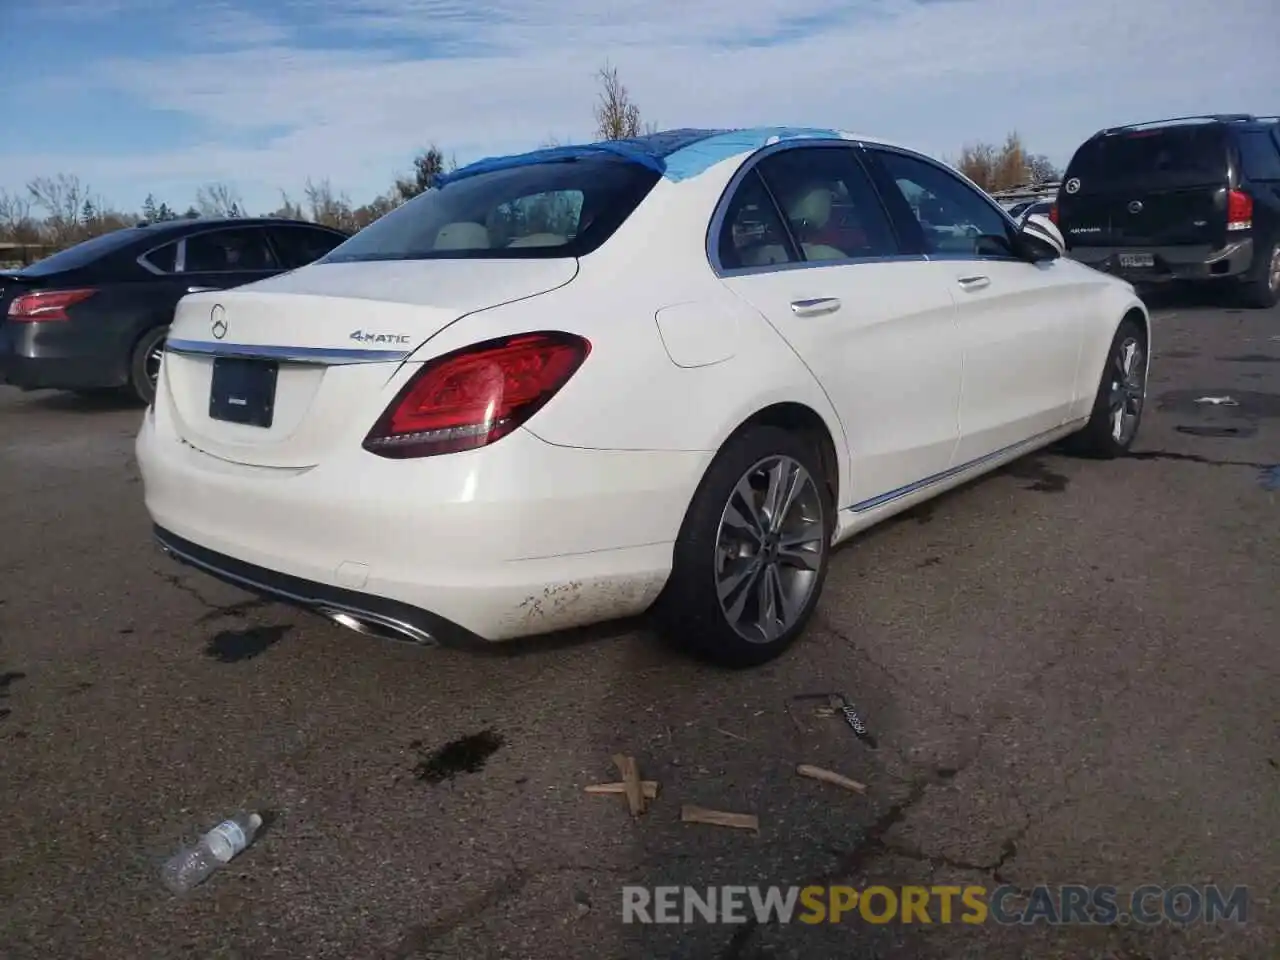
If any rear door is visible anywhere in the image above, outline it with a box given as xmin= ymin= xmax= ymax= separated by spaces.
xmin=713 ymin=142 xmax=964 ymax=509
xmin=266 ymin=224 xmax=349 ymax=270
xmin=1059 ymin=125 xmax=1231 ymax=249
xmin=177 ymin=225 xmax=285 ymax=294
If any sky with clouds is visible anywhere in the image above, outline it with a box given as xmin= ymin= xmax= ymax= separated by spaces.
xmin=2 ymin=0 xmax=1277 ymax=215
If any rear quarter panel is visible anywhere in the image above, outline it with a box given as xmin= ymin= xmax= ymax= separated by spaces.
xmin=397 ymin=170 xmax=850 ymax=485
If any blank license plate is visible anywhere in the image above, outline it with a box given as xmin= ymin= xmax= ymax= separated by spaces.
xmin=1118 ymin=253 xmax=1154 ymax=268
xmin=209 ymin=357 xmax=278 ymax=428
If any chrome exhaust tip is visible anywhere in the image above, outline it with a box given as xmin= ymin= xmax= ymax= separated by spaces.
xmin=317 ymin=607 xmax=435 ymax=646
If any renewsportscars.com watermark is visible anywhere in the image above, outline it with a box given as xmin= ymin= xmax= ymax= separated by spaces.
xmin=622 ymin=884 xmax=1250 ymax=926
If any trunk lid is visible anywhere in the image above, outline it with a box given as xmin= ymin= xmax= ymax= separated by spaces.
xmin=160 ymin=258 xmax=577 ymax=468
xmin=1059 ymin=124 xmax=1231 ymax=248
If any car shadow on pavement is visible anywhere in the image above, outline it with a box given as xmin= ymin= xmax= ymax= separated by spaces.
xmin=28 ymin=389 xmax=143 ymax=413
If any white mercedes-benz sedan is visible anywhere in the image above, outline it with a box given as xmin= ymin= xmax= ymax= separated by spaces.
xmin=137 ymin=127 xmax=1151 ymax=667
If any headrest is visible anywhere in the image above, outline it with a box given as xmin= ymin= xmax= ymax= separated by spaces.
xmin=787 ymin=187 xmax=834 ymax=229
xmin=434 ymin=222 xmax=491 ymax=250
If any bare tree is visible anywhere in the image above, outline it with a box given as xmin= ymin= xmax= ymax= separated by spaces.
xmin=593 ymin=63 xmax=644 ymax=141
xmin=27 ymin=174 xmax=89 ymax=244
xmin=955 ymin=131 xmax=1043 ymax=192
xmin=303 ymin=178 xmax=357 ymax=232
xmin=1025 ymin=153 xmax=1061 ymax=184
xmin=270 ymin=190 xmax=307 ymax=221
xmin=195 ymin=182 xmax=244 ymax=218
xmin=0 ymin=188 xmax=40 ymax=244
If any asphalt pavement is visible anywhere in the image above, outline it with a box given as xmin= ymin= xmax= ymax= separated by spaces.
xmin=1 ymin=293 xmax=1278 ymax=959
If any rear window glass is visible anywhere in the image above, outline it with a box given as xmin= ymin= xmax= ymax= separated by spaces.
xmin=1066 ymin=126 xmax=1228 ymax=187
xmin=321 ymin=157 xmax=660 ymax=263
xmin=18 ymin=228 xmax=146 ymax=275
xmin=1238 ymin=130 xmax=1280 ymax=180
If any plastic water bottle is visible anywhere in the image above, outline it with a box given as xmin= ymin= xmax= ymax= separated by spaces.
xmin=161 ymin=812 xmax=263 ymax=894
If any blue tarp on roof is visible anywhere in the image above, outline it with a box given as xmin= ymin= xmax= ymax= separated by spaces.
xmin=432 ymin=128 xmax=728 ymax=188
xmin=662 ymin=127 xmax=845 ymax=181
xmin=431 ymin=126 xmax=847 ymax=188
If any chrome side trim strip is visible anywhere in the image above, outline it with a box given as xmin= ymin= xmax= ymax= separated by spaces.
xmin=164 ymin=338 xmax=411 ymax=364
xmin=846 ymin=424 xmax=1070 ymax=514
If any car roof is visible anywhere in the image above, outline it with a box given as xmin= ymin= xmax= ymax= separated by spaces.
xmin=435 ymin=126 xmax=901 ymax=189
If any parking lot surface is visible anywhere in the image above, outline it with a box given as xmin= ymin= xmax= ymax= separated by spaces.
xmin=1 ymin=295 xmax=1278 ymax=959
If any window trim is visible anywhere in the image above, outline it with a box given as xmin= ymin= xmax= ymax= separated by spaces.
xmin=172 ymin=225 xmax=284 ymax=275
xmin=860 ymin=144 xmax=1026 ymax=264
xmin=707 ymin=139 xmax=943 ymax=278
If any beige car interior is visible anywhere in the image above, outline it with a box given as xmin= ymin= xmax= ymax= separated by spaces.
xmin=738 ymin=184 xmax=847 ymax=267
xmin=433 ymin=222 xmax=569 ymax=250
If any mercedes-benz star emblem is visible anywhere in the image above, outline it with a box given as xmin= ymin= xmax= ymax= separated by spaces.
xmin=1128 ymin=200 xmax=1144 ymax=214
xmin=211 ymin=304 xmax=228 ymax=340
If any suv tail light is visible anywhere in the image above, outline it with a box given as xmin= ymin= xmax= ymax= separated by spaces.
xmin=1227 ymin=189 xmax=1253 ymax=231
xmin=7 ymin=288 xmax=97 ymax=321
xmin=1048 ymin=203 xmax=1058 ymax=225
xmin=363 ymin=331 xmax=591 ymax=459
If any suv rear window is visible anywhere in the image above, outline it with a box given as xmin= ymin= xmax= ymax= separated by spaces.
xmin=1237 ymin=129 xmax=1280 ymax=180
xmin=321 ymin=157 xmax=660 ymax=263
xmin=1066 ymin=126 xmax=1228 ymax=189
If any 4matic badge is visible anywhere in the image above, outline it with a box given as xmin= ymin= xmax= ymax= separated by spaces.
xmin=349 ymin=329 xmax=411 ymax=345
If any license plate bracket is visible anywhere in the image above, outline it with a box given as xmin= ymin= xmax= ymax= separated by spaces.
xmin=209 ymin=357 xmax=278 ymax=428
xmin=1118 ymin=252 xmax=1155 ymax=269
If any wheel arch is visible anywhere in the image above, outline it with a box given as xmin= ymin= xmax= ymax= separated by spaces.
xmin=718 ymin=401 xmax=842 ymax=509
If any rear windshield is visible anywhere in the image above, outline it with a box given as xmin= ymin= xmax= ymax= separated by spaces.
xmin=322 ymin=157 xmax=661 ymax=263
xmin=19 ymin=227 xmax=145 ymax=275
xmin=1065 ymin=126 xmax=1228 ymax=189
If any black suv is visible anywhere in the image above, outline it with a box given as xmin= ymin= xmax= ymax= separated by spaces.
xmin=1055 ymin=114 xmax=1280 ymax=307
xmin=1 ymin=217 xmax=349 ymax=403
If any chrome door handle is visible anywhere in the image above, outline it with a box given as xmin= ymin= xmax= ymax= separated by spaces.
xmin=790 ymin=297 xmax=842 ymax=317
xmin=187 ymin=285 xmax=217 ymax=294
xmin=957 ymin=275 xmax=990 ymax=291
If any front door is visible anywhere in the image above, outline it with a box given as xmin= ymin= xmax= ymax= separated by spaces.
xmin=863 ymin=147 xmax=1086 ymax=464
xmin=713 ymin=143 xmax=964 ymax=510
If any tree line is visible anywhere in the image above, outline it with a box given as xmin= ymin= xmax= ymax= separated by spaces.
xmin=0 ymin=64 xmax=1059 ymax=261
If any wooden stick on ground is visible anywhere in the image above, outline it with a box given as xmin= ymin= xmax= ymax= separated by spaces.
xmin=796 ymin=763 xmax=868 ymax=795
xmin=612 ymin=753 xmax=646 ymax=816
xmin=584 ymin=781 xmax=660 ymax=800
xmin=681 ymin=805 xmax=759 ymax=831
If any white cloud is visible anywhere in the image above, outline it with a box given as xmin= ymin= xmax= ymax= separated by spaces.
xmin=2 ymin=0 xmax=1278 ymax=213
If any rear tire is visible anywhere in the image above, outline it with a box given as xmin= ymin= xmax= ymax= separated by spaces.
xmin=1236 ymin=240 xmax=1280 ymax=309
xmin=1063 ymin=316 xmax=1148 ymax=459
xmin=656 ymin=425 xmax=834 ymax=668
xmin=127 ymin=326 xmax=169 ymax=406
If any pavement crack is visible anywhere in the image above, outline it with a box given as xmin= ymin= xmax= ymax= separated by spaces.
xmin=157 ymin=571 xmax=219 ymax=613
xmin=385 ymin=867 xmax=531 ymax=959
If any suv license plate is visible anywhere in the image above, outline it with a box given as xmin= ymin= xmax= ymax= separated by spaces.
xmin=1118 ymin=253 xmax=1154 ymax=268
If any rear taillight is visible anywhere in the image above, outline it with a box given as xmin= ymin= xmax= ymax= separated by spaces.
xmin=1227 ymin=189 xmax=1253 ymax=231
xmin=7 ymin=288 xmax=97 ymax=321
xmin=1048 ymin=203 xmax=1059 ymax=225
xmin=363 ymin=331 xmax=591 ymax=458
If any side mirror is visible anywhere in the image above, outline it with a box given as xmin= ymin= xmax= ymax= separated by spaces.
xmin=1019 ymin=214 xmax=1066 ymax=261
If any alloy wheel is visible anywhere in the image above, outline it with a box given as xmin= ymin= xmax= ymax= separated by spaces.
xmin=146 ymin=334 xmax=166 ymax=387
xmin=1108 ymin=336 xmax=1146 ymax=445
xmin=1269 ymin=245 xmax=1280 ymax=294
xmin=714 ymin=455 xmax=825 ymax=644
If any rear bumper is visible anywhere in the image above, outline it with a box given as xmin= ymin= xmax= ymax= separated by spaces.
xmin=0 ymin=320 xmax=131 ymax=391
xmin=1067 ymin=239 xmax=1254 ymax=284
xmin=136 ymin=412 xmax=710 ymax=642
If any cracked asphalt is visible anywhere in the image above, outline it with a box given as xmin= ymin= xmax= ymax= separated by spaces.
xmin=1 ymin=292 xmax=1278 ymax=959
